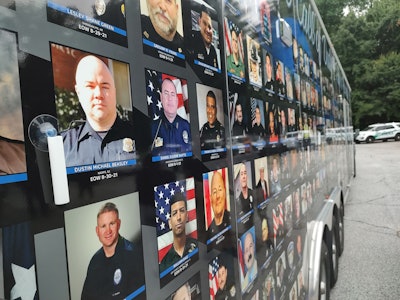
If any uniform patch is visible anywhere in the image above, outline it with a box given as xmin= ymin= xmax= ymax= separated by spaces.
xmin=155 ymin=137 xmax=163 ymax=147
xmin=94 ymin=0 xmax=106 ymax=16
xmin=123 ymin=138 xmax=135 ymax=152
xmin=182 ymin=130 xmax=189 ymax=144
xmin=114 ymin=268 xmax=122 ymax=285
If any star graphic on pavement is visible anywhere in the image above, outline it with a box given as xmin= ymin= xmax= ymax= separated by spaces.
xmin=10 ymin=263 xmax=37 ymax=300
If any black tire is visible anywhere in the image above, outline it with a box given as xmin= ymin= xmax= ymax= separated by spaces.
xmin=330 ymin=217 xmax=339 ymax=287
xmin=338 ymin=205 xmax=345 ymax=256
xmin=319 ymin=240 xmax=331 ymax=300
xmin=366 ymin=136 xmax=374 ymax=143
xmin=395 ymin=133 xmax=400 ymax=141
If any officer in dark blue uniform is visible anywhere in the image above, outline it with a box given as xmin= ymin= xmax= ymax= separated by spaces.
xmin=189 ymin=5 xmax=219 ymax=68
xmin=81 ymin=202 xmax=144 ymax=300
xmin=151 ymin=78 xmax=192 ymax=157
xmin=199 ymin=90 xmax=225 ymax=151
xmin=61 ymin=55 xmax=136 ymax=167
xmin=141 ymin=0 xmax=183 ymax=53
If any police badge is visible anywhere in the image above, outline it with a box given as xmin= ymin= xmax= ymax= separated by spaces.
xmin=122 ymin=138 xmax=134 ymax=152
xmin=182 ymin=130 xmax=189 ymax=144
xmin=94 ymin=0 xmax=106 ymax=16
xmin=113 ymin=268 xmax=122 ymax=285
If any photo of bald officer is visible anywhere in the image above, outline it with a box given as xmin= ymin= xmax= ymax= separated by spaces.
xmin=141 ymin=0 xmax=183 ymax=53
xmin=207 ymin=170 xmax=230 ymax=240
xmin=61 ymin=55 xmax=136 ymax=167
xmin=199 ymin=90 xmax=225 ymax=151
xmin=151 ymin=78 xmax=192 ymax=157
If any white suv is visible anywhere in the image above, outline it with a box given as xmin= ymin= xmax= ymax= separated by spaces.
xmin=355 ymin=123 xmax=400 ymax=143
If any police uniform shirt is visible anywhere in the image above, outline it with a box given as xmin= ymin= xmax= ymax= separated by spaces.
xmin=251 ymin=123 xmax=266 ymax=137
xmin=190 ymin=30 xmax=218 ymax=68
xmin=236 ymin=188 xmax=255 ymax=217
xmin=208 ymin=210 xmax=231 ymax=239
xmin=199 ymin=120 xmax=225 ymax=150
xmin=61 ymin=117 xmax=136 ymax=167
xmin=81 ymin=235 xmax=144 ymax=300
xmin=96 ymin=0 xmax=126 ymax=30
xmin=152 ymin=113 xmax=192 ymax=156
xmin=232 ymin=120 xmax=248 ymax=137
xmin=141 ymin=15 xmax=183 ymax=53
xmin=215 ymin=278 xmax=236 ymax=300
xmin=159 ymin=237 xmax=197 ymax=273
xmin=265 ymin=79 xmax=275 ymax=91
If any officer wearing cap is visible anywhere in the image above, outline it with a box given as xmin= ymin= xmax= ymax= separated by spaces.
xmin=199 ymin=90 xmax=225 ymax=151
xmin=151 ymin=78 xmax=192 ymax=157
xmin=61 ymin=55 xmax=136 ymax=167
xmin=81 ymin=202 xmax=144 ymax=299
xmin=159 ymin=193 xmax=197 ymax=273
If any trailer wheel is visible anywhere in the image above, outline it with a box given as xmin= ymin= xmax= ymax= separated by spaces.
xmin=331 ymin=216 xmax=339 ymax=287
xmin=319 ymin=240 xmax=331 ymax=300
xmin=338 ymin=205 xmax=345 ymax=256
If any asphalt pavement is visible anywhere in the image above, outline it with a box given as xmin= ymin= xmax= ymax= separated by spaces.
xmin=331 ymin=141 xmax=400 ymax=299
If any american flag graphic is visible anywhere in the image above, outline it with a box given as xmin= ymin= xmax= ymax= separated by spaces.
xmin=203 ymin=168 xmax=229 ymax=230
xmin=145 ymin=69 xmax=189 ymax=123
xmin=273 ymin=202 xmax=284 ymax=245
xmin=155 ymin=177 xmax=197 ymax=263
xmin=237 ymin=238 xmax=245 ymax=281
xmin=209 ymin=256 xmax=219 ymax=299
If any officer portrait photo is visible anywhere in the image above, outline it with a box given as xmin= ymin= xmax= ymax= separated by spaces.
xmin=224 ymin=17 xmax=245 ymax=80
xmin=64 ymin=193 xmax=145 ymax=300
xmin=145 ymin=69 xmax=192 ymax=161
xmin=187 ymin=1 xmax=221 ymax=70
xmin=47 ymin=0 xmax=128 ymax=46
xmin=203 ymin=168 xmax=232 ymax=250
xmin=234 ymin=161 xmax=256 ymax=220
xmin=239 ymin=226 xmax=258 ymax=294
xmin=140 ymin=0 xmax=185 ymax=64
xmin=249 ymin=98 xmax=267 ymax=148
xmin=154 ymin=178 xmax=199 ymax=286
xmin=196 ymin=83 xmax=226 ymax=159
xmin=209 ymin=253 xmax=236 ymax=299
xmin=0 ymin=29 xmax=27 ymax=183
xmin=51 ymin=44 xmax=137 ymax=172
xmin=246 ymin=36 xmax=262 ymax=88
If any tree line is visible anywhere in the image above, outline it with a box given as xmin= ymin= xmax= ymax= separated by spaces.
xmin=316 ymin=0 xmax=400 ymax=129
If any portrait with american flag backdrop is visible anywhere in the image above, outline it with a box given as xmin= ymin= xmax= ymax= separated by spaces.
xmin=145 ymin=68 xmax=192 ymax=161
xmin=208 ymin=253 xmax=236 ymax=300
xmin=155 ymin=177 xmax=198 ymax=270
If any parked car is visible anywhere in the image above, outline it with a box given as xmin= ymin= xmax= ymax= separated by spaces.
xmin=355 ymin=123 xmax=400 ymax=143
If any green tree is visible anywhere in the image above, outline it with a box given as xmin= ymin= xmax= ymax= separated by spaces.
xmin=316 ymin=0 xmax=400 ymax=128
